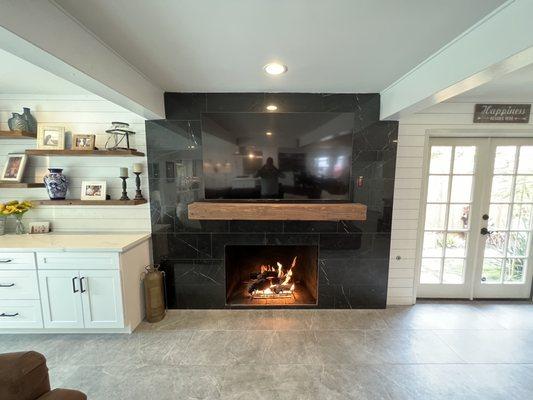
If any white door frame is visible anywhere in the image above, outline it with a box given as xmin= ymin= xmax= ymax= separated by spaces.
xmin=414 ymin=129 xmax=533 ymax=301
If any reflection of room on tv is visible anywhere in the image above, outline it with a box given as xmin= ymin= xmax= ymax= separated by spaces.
xmin=202 ymin=113 xmax=352 ymax=200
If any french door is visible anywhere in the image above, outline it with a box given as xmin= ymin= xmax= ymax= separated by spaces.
xmin=418 ymin=137 xmax=533 ymax=299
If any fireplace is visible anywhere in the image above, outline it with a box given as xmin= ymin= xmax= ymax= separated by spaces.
xmin=225 ymin=245 xmax=318 ymax=307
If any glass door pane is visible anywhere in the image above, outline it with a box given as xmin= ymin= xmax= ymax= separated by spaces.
xmin=475 ymin=142 xmax=533 ymax=299
xmin=418 ymin=141 xmax=481 ymax=298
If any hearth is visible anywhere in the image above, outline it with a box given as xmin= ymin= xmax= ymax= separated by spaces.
xmin=225 ymin=245 xmax=318 ymax=307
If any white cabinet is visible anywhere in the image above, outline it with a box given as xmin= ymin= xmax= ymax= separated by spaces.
xmin=39 ymin=270 xmax=85 ymax=329
xmin=39 ymin=269 xmax=124 ymax=329
xmin=0 ymin=238 xmax=149 ymax=333
xmin=0 ymin=300 xmax=43 ymax=329
xmin=80 ymin=270 xmax=124 ymax=329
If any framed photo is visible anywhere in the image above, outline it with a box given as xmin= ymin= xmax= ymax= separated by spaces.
xmin=1 ymin=153 xmax=27 ymax=182
xmin=29 ymin=221 xmax=50 ymax=234
xmin=37 ymin=126 xmax=65 ymax=149
xmin=81 ymin=181 xmax=107 ymax=201
xmin=72 ymin=134 xmax=96 ymax=150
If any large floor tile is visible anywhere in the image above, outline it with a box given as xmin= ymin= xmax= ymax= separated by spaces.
xmin=435 ymin=329 xmax=533 ymax=363
xmin=382 ymin=303 xmax=506 ymax=330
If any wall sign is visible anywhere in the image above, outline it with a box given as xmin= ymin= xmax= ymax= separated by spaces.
xmin=474 ymin=104 xmax=531 ymax=123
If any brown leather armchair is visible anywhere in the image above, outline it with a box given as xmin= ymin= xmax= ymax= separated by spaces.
xmin=0 ymin=351 xmax=86 ymax=400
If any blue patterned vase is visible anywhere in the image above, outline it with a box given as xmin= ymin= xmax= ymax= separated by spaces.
xmin=44 ymin=168 xmax=68 ymax=200
xmin=7 ymin=113 xmax=28 ymax=131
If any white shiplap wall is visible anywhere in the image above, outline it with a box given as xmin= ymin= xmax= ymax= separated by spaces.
xmin=0 ymin=94 xmax=150 ymax=232
xmin=388 ymin=100 xmax=533 ymax=305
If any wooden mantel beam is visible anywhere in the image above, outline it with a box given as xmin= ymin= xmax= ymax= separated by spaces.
xmin=188 ymin=202 xmax=367 ymax=221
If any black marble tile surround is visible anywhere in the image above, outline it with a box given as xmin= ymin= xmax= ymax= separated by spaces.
xmin=147 ymin=93 xmax=398 ymax=309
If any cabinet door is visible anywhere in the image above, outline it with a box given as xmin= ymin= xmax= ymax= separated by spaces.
xmin=38 ymin=270 xmax=84 ymax=329
xmin=80 ymin=270 xmax=124 ymax=329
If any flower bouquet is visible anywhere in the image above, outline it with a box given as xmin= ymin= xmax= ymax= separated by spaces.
xmin=0 ymin=200 xmax=34 ymax=234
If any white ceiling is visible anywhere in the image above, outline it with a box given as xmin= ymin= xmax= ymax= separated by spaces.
xmin=54 ymin=0 xmax=505 ymax=93
xmin=453 ymin=63 xmax=533 ymax=103
xmin=0 ymin=48 xmax=89 ymax=95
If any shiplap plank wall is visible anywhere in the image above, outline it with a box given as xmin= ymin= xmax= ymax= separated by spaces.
xmin=387 ymin=100 xmax=533 ymax=305
xmin=0 ymin=94 xmax=150 ymax=232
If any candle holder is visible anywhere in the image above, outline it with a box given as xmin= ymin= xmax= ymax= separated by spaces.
xmin=134 ymin=172 xmax=145 ymax=200
xmin=120 ymin=176 xmax=130 ymax=200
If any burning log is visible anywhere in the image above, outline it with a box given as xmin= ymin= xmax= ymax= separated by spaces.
xmin=247 ymin=257 xmax=298 ymax=298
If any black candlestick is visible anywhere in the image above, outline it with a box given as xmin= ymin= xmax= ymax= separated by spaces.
xmin=134 ymin=172 xmax=145 ymax=200
xmin=120 ymin=177 xmax=130 ymax=200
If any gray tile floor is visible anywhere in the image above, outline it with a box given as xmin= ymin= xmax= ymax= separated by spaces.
xmin=1 ymin=301 xmax=533 ymax=399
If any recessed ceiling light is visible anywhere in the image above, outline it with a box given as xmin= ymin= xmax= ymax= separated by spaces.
xmin=266 ymin=104 xmax=278 ymax=111
xmin=264 ymin=63 xmax=287 ymax=75
xmin=265 ymin=131 xmax=273 ymax=136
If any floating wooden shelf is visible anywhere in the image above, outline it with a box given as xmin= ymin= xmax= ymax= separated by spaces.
xmin=188 ymin=202 xmax=367 ymax=221
xmin=0 ymin=130 xmax=36 ymax=139
xmin=0 ymin=182 xmax=45 ymax=188
xmin=25 ymin=149 xmax=145 ymax=157
xmin=32 ymin=199 xmax=147 ymax=206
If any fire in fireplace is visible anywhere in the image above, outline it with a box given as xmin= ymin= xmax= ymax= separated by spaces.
xmin=226 ymin=245 xmax=318 ymax=306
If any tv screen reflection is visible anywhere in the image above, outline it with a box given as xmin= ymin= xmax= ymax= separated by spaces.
xmin=202 ymin=112 xmax=353 ymax=201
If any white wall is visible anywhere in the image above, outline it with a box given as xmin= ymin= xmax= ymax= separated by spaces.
xmin=388 ymin=100 xmax=533 ymax=305
xmin=0 ymin=94 xmax=150 ymax=233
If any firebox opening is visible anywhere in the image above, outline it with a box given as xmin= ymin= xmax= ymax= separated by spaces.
xmin=225 ymin=245 xmax=318 ymax=307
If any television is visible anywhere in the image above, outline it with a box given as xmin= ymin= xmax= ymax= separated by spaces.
xmin=202 ymin=112 xmax=353 ymax=201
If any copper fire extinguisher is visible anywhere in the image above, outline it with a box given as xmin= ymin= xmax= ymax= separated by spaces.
xmin=143 ymin=264 xmax=166 ymax=323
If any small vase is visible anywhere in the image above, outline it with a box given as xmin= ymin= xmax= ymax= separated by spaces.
xmin=14 ymin=214 xmax=25 ymax=235
xmin=22 ymin=107 xmax=37 ymax=134
xmin=0 ymin=217 xmax=5 ymax=236
xmin=44 ymin=168 xmax=68 ymax=200
xmin=7 ymin=113 xmax=28 ymax=131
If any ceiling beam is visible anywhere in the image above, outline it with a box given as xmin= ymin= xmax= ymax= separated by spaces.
xmin=0 ymin=0 xmax=164 ymax=119
xmin=380 ymin=0 xmax=533 ymax=120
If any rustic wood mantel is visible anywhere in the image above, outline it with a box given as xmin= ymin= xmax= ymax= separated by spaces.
xmin=188 ymin=202 xmax=367 ymax=221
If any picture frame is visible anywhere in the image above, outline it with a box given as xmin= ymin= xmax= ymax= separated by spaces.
xmin=37 ymin=126 xmax=65 ymax=150
xmin=80 ymin=181 xmax=107 ymax=201
xmin=29 ymin=221 xmax=50 ymax=234
xmin=1 ymin=153 xmax=27 ymax=182
xmin=72 ymin=134 xmax=96 ymax=150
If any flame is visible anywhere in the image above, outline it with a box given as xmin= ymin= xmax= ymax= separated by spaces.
xmin=251 ymin=257 xmax=298 ymax=299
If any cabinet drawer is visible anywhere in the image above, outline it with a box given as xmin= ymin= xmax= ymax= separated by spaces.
xmin=0 ymin=300 xmax=43 ymax=329
xmin=0 ymin=253 xmax=36 ymax=270
xmin=37 ymin=252 xmax=119 ymax=270
xmin=0 ymin=270 xmax=39 ymax=300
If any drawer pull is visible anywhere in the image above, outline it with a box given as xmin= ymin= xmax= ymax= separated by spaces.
xmin=0 ymin=283 xmax=15 ymax=288
xmin=0 ymin=312 xmax=19 ymax=317
xmin=0 ymin=259 xmax=13 ymax=263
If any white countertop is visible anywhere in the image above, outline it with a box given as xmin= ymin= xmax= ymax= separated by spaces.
xmin=0 ymin=233 xmax=151 ymax=252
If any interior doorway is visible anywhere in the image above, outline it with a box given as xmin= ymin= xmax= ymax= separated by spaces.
xmin=417 ymin=137 xmax=533 ymax=299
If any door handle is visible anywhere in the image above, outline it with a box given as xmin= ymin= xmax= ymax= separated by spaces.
xmin=80 ymin=277 xmax=86 ymax=293
xmin=72 ymin=277 xmax=79 ymax=293
xmin=480 ymin=227 xmax=493 ymax=236
xmin=0 ymin=283 xmax=15 ymax=288
xmin=0 ymin=259 xmax=13 ymax=263
xmin=0 ymin=312 xmax=19 ymax=317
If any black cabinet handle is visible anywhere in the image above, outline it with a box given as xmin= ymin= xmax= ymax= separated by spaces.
xmin=72 ymin=277 xmax=79 ymax=293
xmin=0 ymin=259 xmax=13 ymax=263
xmin=80 ymin=277 xmax=86 ymax=293
xmin=0 ymin=283 xmax=15 ymax=288
xmin=0 ymin=313 xmax=19 ymax=317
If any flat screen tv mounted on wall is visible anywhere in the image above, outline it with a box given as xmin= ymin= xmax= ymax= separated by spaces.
xmin=201 ymin=112 xmax=353 ymax=201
